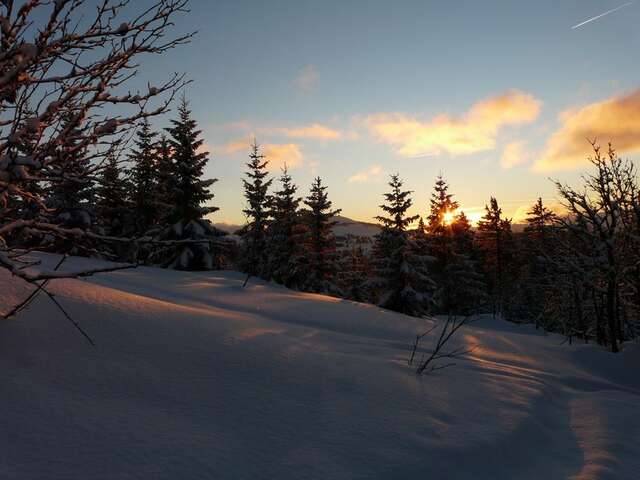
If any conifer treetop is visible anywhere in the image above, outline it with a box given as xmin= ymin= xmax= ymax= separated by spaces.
xmin=478 ymin=196 xmax=511 ymax=232
xmin=242 ymin=139 xmax=273 ymax=222
xmin=165 ymin=96 xmax=218 ymax=223
xmin=375 ymin=174 xmax=418 ymax=232
xmin=525 ymin=197 xmax=556 ymax=232
xmin=304 ymin=176 xmax=342 ymax=223
xmin=427 ymin=173 xmax=459 ymax=233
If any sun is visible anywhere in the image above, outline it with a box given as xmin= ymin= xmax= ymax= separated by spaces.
xmin=443 ymin=211 xmax=455 ymax=225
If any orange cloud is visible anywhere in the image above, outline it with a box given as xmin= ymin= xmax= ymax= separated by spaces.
xmin=348 ymin=164 xmax=385 ymax=183
xmin=270 ymin=123 xmax=342 ymax=140
xmin=365 ymin=90 xmax=541 ymax=157
xmin=218 ymin=139 xmax=303 ymax=171
xmin=534 ymin=89 xmax=640 ymax=171
xmin=262 ymin=143 xmax=304 ymax=171
xmin=500 ymin=141 xmax=530 ymax=169
xmin=213 ymin=121 xmax=345 ymax=142
xmin=219 ymin=138 xmax=250 ymax=155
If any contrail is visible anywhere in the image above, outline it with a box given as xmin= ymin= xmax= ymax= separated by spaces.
xmin=571 ymin=1 xmax=634 ymax=29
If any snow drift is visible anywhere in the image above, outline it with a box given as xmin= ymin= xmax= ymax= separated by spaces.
xmin=1 ymin=254 xmax=639 ymax=479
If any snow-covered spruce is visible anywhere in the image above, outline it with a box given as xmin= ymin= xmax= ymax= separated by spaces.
xmin=239 ymin=140 xmax=273 ymax=277
xmin=264 ymin=166 xmax=304 ymax=287
xmin=0 ymin=0 xmax=191 ymax=283
xmin=371 ymin=174 xmax=437 ymax=316
xmin=147 ymin=97 xmax=226 ymax=270
xmin=298 ymin=176 xmax=342 ymax=295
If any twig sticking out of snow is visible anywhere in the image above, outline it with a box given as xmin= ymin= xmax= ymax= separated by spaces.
xmin=409 ymin=314 xmax=476 ymax=375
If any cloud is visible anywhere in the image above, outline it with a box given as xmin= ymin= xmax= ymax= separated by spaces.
xmin=219 ymin=138 xmax=251 ymax=155
xmin=262 ymin=143 xmax=304 ymax=171
xmin=295 ymin=65 xmax=318 ymax=93
xmin=270 ymin=123 xmax=343 ymax=140
xmin=211 ymin=120 xmax=346 ymax=142
xmin=348 ymin=164 xmax=385 ymax=183
xmin=534 ymin=89 xmax=640 ymax=171
xmin=218 ymin=138 xmax=304 ymax=171
xmin=364 ymin=90 xmax=541 ymax=157
xmin=500 ymin=141 xmax=531 ymax=169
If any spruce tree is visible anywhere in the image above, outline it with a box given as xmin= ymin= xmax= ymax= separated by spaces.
xmin=40 ymin=112 xmax=97 ymax=254
xmin=151 ymin=97 xmax=224 ymax=270
xmin=95 ymin=154 xmax=130 ymax=237
xmin=525 ymin=197 xmax=556 ymax=242
xmin=47 ymin=113 xmax=95 ymax=230
xmin=451 ymin=211 xmax=474 ymax=253
xmin=520 ymin=198 xmax=558 ymax=327
xmin=372 ymin=174 xmax=436 ymax=316
xmin=337 ymin=235 xmax=371 ymax=302
xmin=3 ymin=110 xmax=44 ymax=248
xmin=445 ymin=211 xmax=486 ymax=314
xmin=129 ymin=118 xmax=158 ymax=233
xmin=154 ymin=135 xmax=175 ymax=224
xmin=265 ymin=166 xmax=302 ymax=286
xmin=425 ymin=174 xmax=460 ymax=312
xmin=165 ymin=99 xmax=218 ymax=223
xmin=477 ymin=197 xmax=513 ymax=315
xmin=426 ymin=174 xmax=459 ymax=236
xmin=240 ymin=140 xmax=272 ymax=276
xmin=300 ymin=176 xmax=341 ymax=294
xmin=14 ymin=106 xmax=43 ymax=221
xmin=412 ymin=217 xmax=432 ymax=263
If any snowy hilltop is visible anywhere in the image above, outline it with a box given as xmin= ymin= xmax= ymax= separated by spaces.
xmin=1 ymin=254 xmax=639 ymax=479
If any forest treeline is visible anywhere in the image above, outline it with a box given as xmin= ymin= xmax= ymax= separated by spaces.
xmin=6 ymin=94 xmax=640 ymax=353
xmin=1 ymin=0 xmax=638 ymax=353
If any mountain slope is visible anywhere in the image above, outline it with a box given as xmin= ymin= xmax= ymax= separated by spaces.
xmin=1 ymin=254 xmax=638 ymax=479
xmin=215 ymin=214 xmax=380 ymax=238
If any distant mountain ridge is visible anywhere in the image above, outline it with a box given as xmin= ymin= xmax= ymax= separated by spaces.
xmin=215 ymin=215 xmax=381 ymax=238
xmin=215 ymin=216 xmax=529 ymax=236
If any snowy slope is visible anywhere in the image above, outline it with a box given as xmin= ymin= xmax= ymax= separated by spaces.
xmin=1 ymin=254 xmax=639 ymax=480
xmin=332 ymin=215 xmax=380 ymax=238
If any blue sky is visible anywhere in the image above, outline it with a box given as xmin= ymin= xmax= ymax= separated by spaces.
xmin=139 ymin=0 xmax=640 ymax=224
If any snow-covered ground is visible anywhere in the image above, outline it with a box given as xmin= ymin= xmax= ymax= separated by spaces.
xmin=1 ymin=254 xmax=639 ymax=479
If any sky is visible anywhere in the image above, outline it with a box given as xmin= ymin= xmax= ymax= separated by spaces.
xmin=138 ymin=0 xmax=640 ymax=225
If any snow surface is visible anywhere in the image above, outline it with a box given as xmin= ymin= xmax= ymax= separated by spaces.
xmin=1 ymin=254 xmax=639 ymax=479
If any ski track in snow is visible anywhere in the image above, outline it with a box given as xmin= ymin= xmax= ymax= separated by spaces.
xmin=1 ymin=254 xmax=639 ymax=479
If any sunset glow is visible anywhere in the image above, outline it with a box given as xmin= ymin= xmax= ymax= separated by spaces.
xmin=169 ymin=1 xmax=640 ymax=226
xmin=2 ymin=2 xmax=639 ymax=477
xmin=443 ymin=211 xmax=456 ymax=225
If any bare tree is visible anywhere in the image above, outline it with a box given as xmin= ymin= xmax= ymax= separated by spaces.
xmin=1 ymin=1 xmax=192 ymax=332
xmin=552 ymin=142 xmax=639 ymax=352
